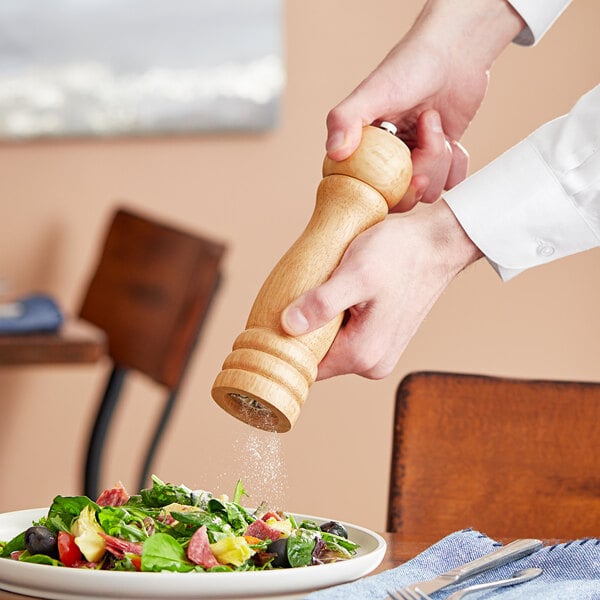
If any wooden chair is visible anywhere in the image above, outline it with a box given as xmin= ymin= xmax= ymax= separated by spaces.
xmin=79 ymin=207 xmax=226 ymax=499
xmin=388 ymin=371 xmax=600 ymax=541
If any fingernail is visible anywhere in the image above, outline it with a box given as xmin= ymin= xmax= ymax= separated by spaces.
xmin=429 ymin=112 xmax=442 ymax=133
xmin=326 ymin=130 xmax=346 ymax=154
xmin=283 ymin=306 xmax=309 ymax=335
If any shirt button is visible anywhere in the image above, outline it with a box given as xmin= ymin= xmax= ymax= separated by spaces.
xmin=537 ymin=243 xmax=555 ymax=257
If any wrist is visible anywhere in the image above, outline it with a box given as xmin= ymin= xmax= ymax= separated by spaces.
xmin=414 ymin=0 xmax=526 ymax=69
xmin=426 ymin=199 xmax=483 ymax=278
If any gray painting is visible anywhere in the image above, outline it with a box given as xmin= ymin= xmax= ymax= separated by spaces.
xmin=0 ymin=0 xmax=284 ymax=139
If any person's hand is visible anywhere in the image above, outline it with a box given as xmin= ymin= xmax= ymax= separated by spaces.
xmin=326 ymin=0 xmax=525 ymax=208
xmin=280 ymin=201 xmax=483 ymax=380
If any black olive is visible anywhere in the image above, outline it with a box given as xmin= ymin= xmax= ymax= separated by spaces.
xmin=319 ymin=521 xmax=348 ymax=539
xmin=266 ymin=537 xmax=290 ymax=568
xmin=24 ymin=526 xmax=58 ymax=557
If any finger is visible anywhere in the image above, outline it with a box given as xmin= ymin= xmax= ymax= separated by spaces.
xmin=316 ymin=305 xmax=403 ymax=381
xmin=413 ymin=111 xmax=452 ymax=204
xmin=416 ymin=109 xmax=446 ymax=155
xmin=419 ymin=139 xmax=452 ymax=204
xmin=390 ymin=173 xmax=428 ymax=213
xmin=326 ymin=88 xmax=381 ymax=161
xmin=325 ymin=69 xmax=409 ymax=161
xmin=280 ymin=268 xmax=369 ymax=336
xmin=326 ymin=107 xmax=365 ymax=162
xmin=445 ymin=140 xmax=469 ymax=188
xmin=316 ymin=322 xmax=379 ymax=381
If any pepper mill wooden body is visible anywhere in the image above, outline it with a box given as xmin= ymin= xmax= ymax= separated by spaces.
xmin=212 ymin=124 xmax=412 ymax=432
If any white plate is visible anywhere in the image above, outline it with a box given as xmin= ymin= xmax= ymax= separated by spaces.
xmin=0 ymin=508 xmax=386 ymax=599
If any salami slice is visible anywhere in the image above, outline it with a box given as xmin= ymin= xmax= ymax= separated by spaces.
xmin=99 ymin=533 xmax=143 ymax=559
xmin=187 ymin=525 xmax=219 ymax=568
xmin=244 ymin=519 xmax=281 ymax=541
xmin=96 ymin=482 xmax=130 ymax=507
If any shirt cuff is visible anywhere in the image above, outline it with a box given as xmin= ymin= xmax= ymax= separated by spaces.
xmin=444 ymin=138 xmax=600 ymax=281
xmin=506 ymin=0 xmax=573 ymax=46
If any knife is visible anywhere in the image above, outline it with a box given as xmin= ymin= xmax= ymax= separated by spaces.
xmin=400 ymin=538 xmax=543 ymax=597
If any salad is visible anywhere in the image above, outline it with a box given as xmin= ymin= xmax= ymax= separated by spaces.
xmin=0 ymin=475 xmax=359 ymax=572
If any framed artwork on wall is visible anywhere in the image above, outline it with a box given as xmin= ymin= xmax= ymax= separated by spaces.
xmin=0 ymin=0 xmax=284 ymax=139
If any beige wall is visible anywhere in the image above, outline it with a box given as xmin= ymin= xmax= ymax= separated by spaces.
xmin=1 ymin=1 xmax=599 ymax=533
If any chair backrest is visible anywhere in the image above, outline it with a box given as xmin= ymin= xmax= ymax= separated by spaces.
xmin=388 ymin=371 xmax=600 ymax=541
xmin=79 ymin=207 xmax=226 ymax=389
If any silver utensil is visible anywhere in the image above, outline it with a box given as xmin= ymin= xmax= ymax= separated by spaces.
xmin=388 ymin=538 xmax=543 ymax=600
xmin=446 ymin=567 xmax=543 ymax=599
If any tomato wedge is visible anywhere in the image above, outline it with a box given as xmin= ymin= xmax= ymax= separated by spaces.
xmin=130 ymin=555 xmax=142 ymax=571
xmin=57 ymin=531 xmax=83 ymax=567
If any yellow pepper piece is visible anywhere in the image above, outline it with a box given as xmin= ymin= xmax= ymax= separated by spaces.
xmin=210 ymin=536 xmax=254 ymax=567
xmin=266 ymin=517 xmax=293 ymax=538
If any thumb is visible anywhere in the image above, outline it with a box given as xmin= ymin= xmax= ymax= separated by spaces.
xmin=325 ymin=103 xmax=365 ymax=162
xmin=280 ymin=302 xmax=312 ymax=336
xmin=281 ymin=273 xmax=362 ymax=336
xmin=326 ymin=84 xmax=383 ymax=161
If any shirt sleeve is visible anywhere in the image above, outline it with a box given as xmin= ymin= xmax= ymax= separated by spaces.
xmin=506 ymin=0 xmax=573 ymax=45
xmin=444 ymin=83 xmax=600 ymax=281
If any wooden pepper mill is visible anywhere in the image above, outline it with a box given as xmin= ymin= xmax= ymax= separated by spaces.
xmin=212 ymin=123 xmax=412 ymax=432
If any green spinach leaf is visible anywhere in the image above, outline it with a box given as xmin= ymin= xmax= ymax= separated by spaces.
xmin=0 ymin=532 xmax=25 ymax=558
xmin=142 ymin=532 xmax=195 ymax=572
xmin=98 ymin=506 xmax=149 ymax=542
xmin=140 ymin=475 xmax=199 ymax=508
xmin=232 ymin=480 xmax=247 ymax=504
xmin=321 ymin=531 xmax=359 ymax=554
xmin=19 ymin=553 xmax=63 ymax=566
xmin=47 ymin=496 xmax=99 ymax=533
xmin=169 ymin=510 xmax=231 ymax=539
xmin=287 ymin=529 xmax=316 ymax=567
xmin=225 ymin=503 xmax=252 ymax=535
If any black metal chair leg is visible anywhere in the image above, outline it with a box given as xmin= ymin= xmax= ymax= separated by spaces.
xmin=137 ymin=388 xmax=180 ymax=493
xmin=84 ymin=366 xmax=127 ymax=499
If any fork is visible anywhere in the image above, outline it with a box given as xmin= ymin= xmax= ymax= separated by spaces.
xmin=388 ymin=567 xmax=542 ymax=600
xmin=387 ymin=538 xmax=543 ymax=600
xmin=388 ymin=587 xmax=435 ymax=599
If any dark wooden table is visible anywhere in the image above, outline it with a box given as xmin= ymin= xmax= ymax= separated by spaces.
xmin=0 ymin=533 xmax=427 ymax=599
xmin=0 ymin=319 xmax=106 ymax=366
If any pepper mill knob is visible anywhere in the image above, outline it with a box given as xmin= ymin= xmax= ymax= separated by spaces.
xmin=211 ymin=124 xmax=412 ymax=432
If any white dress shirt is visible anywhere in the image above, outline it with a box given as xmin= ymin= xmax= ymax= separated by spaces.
xmin=507 ymin=0 xmax=573 ymax=45
xmin=445 ymin=0 xmax=599 ymax=280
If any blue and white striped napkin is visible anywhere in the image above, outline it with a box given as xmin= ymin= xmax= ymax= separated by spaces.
xmin=304 ymin=529 xmax=600 ymax=599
